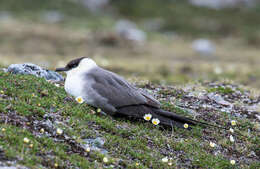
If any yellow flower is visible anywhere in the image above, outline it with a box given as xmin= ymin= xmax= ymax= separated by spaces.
xmin=54 ymin=163 xmax=58 ymax=168
xmin=135 ymin=162 xmax=139 ymax=166
xmin=231 ymin=120 xmax=236 ymax=126
xmin=184 ymin=123 xmax=189 ymax=129
xmin=97 ymin=108 xmax=101 ymax=113
xmin=75 ymin=96 xmax=84 ymax=104
xmin=32 ymin=93 xmax=35 ymax=97
xmin=152 ymin=118 xmax=160 ymax=125
xmin=103 ymin=157 xmax=108 ymax=163
xmin=143 ymin=114 xmax=152 ymax=121
xmin=230 ymin=160 xmax=236 ymax=165
xmin=40 ymin=128 xmax=45 ymax=133
xmin=29 ymin=144 xmax=33 ymax=148
xmin=56 ymin=128 xmax=63 ymax=135
xmin=0 ymin=90 xmax=4 ymax=94
xmin=37 ymin=103 xmax=41 ymax=106
xmin=162 ymin=157 xmax=168 ymax=163
xmin=230 ymin=135 xmax=234 ymax=142
xmin=23 ymin=137 xmax=30 ymax=144
xmin=85 ymin=147 xmax=91 ymax=152
xmin=209 ymin=142 xmax=216 ymax=148
xmin=1 ymin=128 xmax=6 ymax=132
xmin=229 ymin=128 xmax=234 ymax=133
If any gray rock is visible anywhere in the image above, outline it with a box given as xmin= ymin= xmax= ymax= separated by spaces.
xmin=82 ymin=137 xmax=108 ymax=154
xmin=42 ymin=11 xmax=64 ymax=23
xmin=0 ymin=11 xmax=13 ymax=22
xmin=81 ymin=0 xmax=110 ymax=13
xmin=189 ymin=0 xmax=255 ymax=9
xmin=207 ymin=93 xmax=232 ymax=106
xmin=7 ymin=63 xmax=64 ymax=82
xmin=115 ymin=20 xmax=146 ymax=44
xmin=192 ymin=39 xmax=215 ymax=56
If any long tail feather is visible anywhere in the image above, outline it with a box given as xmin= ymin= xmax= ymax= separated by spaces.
xmin=116 ymin=105 xmax=226 ymax=129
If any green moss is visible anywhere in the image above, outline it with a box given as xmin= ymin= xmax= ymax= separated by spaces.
xmin=0 ymin=71 xmax=259 ymax=168
xmin=207 ymin=86 xmax=234 ymax=94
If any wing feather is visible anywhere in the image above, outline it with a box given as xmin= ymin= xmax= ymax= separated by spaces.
xmin=86 ymin=67 xmax=160 ymax=113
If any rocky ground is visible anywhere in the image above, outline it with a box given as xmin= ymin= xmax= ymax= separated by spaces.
xmin=0 ymin=69 xmax=259 ymax=169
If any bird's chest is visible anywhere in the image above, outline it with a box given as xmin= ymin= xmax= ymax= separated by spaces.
xmin=64 ymin=73 xmax=84 ymax=98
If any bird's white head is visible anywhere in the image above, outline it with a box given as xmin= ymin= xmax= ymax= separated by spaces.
xmin=55 ymin=57 xmax=97 ymax=74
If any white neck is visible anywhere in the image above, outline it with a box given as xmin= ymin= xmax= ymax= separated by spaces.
xmin=64 ymin=58 xmax=97 ymax=98
xmin=66 ymin=58 xmax=97 ymax=76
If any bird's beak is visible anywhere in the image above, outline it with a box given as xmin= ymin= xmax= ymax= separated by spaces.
xmin=55 ymin=67 xmax=69 ymax=72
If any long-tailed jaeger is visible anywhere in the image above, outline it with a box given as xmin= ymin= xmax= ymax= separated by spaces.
xmin=56 ymin=57 xmax=214 ymax=129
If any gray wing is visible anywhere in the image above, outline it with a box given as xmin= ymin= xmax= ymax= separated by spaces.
xmin=84 ymin=67 xmax=160 ymax=114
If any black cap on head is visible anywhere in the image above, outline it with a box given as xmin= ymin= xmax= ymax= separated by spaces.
xmin=55 ymin=57 xmax=86 ymax=72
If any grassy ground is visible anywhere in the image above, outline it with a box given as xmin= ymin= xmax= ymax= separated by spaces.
xmin=0 ymin=70 xmax=259 ymax=168
xmin=1 ymin=1 xmax=260 ymax=168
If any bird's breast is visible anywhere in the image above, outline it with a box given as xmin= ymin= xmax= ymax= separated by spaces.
xmin=64 ymin=73 xmax=85 ymax=98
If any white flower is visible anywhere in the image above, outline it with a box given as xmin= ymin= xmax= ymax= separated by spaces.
xmin=229 ymin=128 xmax=234 ymax=133
xmin=152 ymin=118 xmax=160 ymax=125
xmin=184 ymin=123 xmax=189 ymax=129
xmin=55 ymin=83 xmax=60 ymax=87
xmin=85 ymin=147 xmax=91 ymax=152
xmin=29 ymin=144 xmax=33 ymax=148
xmin=75 ymin=96 xmax=84 ymax=104
xmin=168 ymin=162 xmax=172 ymax=166
xmin=23 ymin=137 xmax=30 ymax=144
xmin=56 ymin=128 xmax=63 ymax=135
xmin=103 ymin=157 xmax=108 ymax=163
xmin=143 ymin=114 xmax=152 ymax=121
xmin=162 ymin=157 xmax=168 ymax=163
xmin=230 ymin=160 xmax=236 ymax=165
xmin=40 ymin=128 xmax=45 ymax=133
xmin=97 ymin=108 xmax=101 ymax=113
xmin=54 ymin=163 xmax=58 ymax=168
xmin=1 ymin=128 xmax=6 ymax=132
xmin=231 ymin=120 xmax=236 ymax=126
xmin=209 ymin=142 xmax=216 ymax=148
xmin=230 ymin=135 xmax=235 ymax=142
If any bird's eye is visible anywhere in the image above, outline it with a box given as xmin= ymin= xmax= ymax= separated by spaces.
xmin=71 ymin=64 xmax=77 ymax=68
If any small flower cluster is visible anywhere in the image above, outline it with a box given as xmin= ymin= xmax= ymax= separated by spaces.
xmin=229 ymin=120 xmax=237 ymax=165
xmin=161 ymin=156 xmax=173 ymax=166
xmin=23 ymin=137 xmax=33 ymax=148
xmin=143 ymin=114 xmax=160 ymax=126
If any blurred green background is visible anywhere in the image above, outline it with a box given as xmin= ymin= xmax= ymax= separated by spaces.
xmin=1 ymin=0 xmax=260 ymax=88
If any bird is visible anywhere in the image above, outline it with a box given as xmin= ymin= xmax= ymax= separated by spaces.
xmin=55 ymin=57 xmax=218 ymax=129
